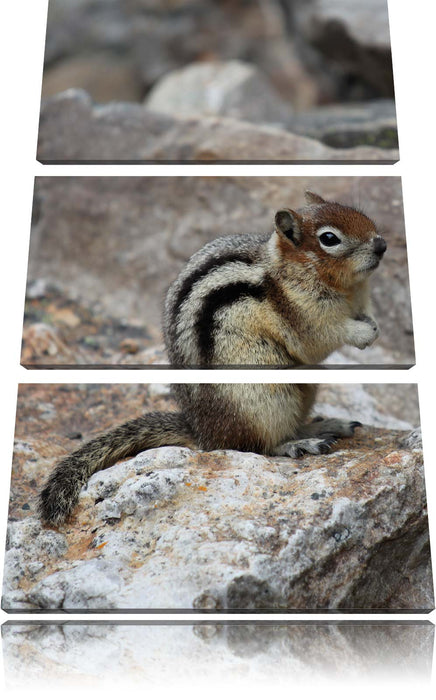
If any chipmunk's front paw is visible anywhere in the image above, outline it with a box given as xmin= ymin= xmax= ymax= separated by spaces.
xmin=355 ymin=314 xmax=378 ymax=333
xmin=346 ymin=316 xmax=379 ymax=349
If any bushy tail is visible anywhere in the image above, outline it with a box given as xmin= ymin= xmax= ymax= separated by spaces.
xmin=39 ymin=411 xmax=195 ymax=525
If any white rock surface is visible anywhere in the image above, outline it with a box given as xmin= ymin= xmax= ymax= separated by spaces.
xmin=145 ymin=60 xmax=293 ymax=125
xmin=2 ymin=426 xmax=433 ymax=612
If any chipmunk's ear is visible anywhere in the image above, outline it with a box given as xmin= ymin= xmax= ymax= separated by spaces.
xmin=305 ymin=191 xmax=325 ymax=205
xmin=275 ymin=208 xmax=302 ymax=246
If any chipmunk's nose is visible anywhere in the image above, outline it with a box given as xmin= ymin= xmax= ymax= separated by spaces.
xmin=373 ymin=236 xmax=387 ymax=257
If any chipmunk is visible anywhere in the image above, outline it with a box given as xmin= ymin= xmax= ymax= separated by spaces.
xmin=39 ymin=191 xmax=386 ymax=525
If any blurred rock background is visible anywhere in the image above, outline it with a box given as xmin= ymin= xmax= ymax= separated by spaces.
xmin=39 ymin=0 xmax=397 ymax=152
xmin=22 ymin=176 xmax=414 ymax=367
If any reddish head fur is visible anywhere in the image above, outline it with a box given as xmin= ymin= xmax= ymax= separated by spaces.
xmin=275 ymin=196 xmax=379 ymax=293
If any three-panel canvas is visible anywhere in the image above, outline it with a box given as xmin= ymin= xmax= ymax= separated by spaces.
xmin=2 ymin=2 xmax=434 ymax=676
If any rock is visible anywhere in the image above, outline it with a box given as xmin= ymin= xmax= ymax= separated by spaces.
xmin=145 ymin=61 xmax=293 ymax=125
xmin=38 ymin=1 xmax=398 ymax=152
xmin=119 ymin=338 xmax=140 ymax=355
xmin=305 ymin=0 xmax=391 ymax=50
xmin=2 ymin=419 xmax=433 ymax=612
xmin=21 ymin=277 xmax=162 ymax=368
xmin=399 ymin=428 xmax=422 ymax=451
xmin=8 ymin=383 xmax=171 ymax=526
xmin=21 ymin=323 xmax=87 ymax=365
xmin=2 ymin=621 xmax=434 ymax=685
xmin=26 ymin=278 xmax=50 ymax=300
xmin=44 ymin=0 xmax=321 ymax=107
xmin=37 ymin=89 xmax=398 ymax=163
xmin=290 ymin=99 xmax=398 ymax=149
xmin=112 ymin=343 xmax=168 ymax=367
xmin=144 ymin=63 xmax=398 ymax=147
xmin=147 ymin=384 xmax=171 ymax=398
xmin=291 ymin=0 xmax=394 ymax=99
xmin=127 ymin=0 xmax=286 ymax=93
xmin=125 ymin=0 xmax=303 ymax=99
xmin=3 ymin=519 xmax=68 ymax=610
xmin=25 ymin=176 xmax=413 ymax=367
xmin=315 ymin=384 xmax=418 ymax=431
xmin=42 ymin=52 xmax=143 ymax=103
xmin=43 ymin=1 xmax=395 ymax=109
xmin=44 ymin=0 xmax=130 ymax=65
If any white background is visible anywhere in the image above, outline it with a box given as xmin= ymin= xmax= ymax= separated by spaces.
xmin=0 ymin=1 xmax=435 ymax=698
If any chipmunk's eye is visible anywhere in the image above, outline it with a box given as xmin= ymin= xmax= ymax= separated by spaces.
xmin=319 ymin=231 xmax=341 ymax=247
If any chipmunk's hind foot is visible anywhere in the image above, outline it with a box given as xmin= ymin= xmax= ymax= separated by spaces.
xmin=273 ymin=418 xmax=361 ymax=458
xmin=273 ymin=435 xmax=337 ymax=458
